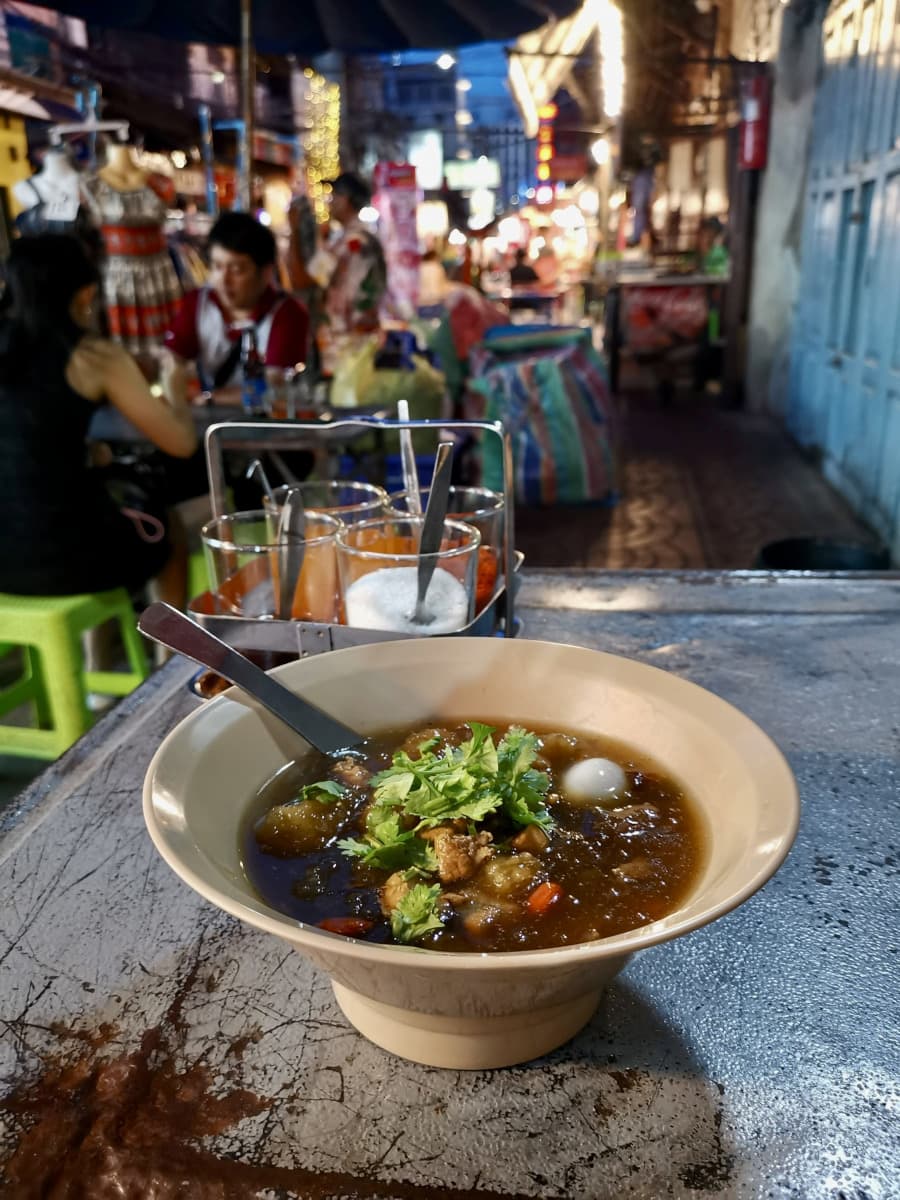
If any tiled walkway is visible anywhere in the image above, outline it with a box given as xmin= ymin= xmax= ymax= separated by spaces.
xmin=516 ymin=392 xmax=878 ymax=569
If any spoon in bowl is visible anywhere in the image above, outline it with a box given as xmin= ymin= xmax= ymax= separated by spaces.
xmin=138 ymin=602 xmax=362 ymax=754
xmin=413 ymin=441 xmax=454 ymax=627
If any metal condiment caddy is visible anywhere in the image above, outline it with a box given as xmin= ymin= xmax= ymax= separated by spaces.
xmin=189 ymin=416 xmax=520 ymax=658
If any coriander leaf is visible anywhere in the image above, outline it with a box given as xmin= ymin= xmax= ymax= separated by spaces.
xmin=372 ymin=726 xmax=505 ymax=825
xmin=299 ymin=780 xmax=346 ymax=805
xmin=497 ymin=727 xmax=540 ymax=778
xmin=390 ymin=883 xmax=445 ymax=943
xmin=338 ymin=815 xmax=438 ymax=874
xmin=462 ymin=722 xmax=499 ymax=775
xmin=497 ymin=728 xmax=554 ymax=831
xmin=337 ymin=811 xmax=414 ymax=871
xmin=502 ymin=789 xmax=554 ymax=832
xmin=404 ymin=784 xmax=501 ymax=825
xmin=370 ymin=767 xmax=416 ymax=806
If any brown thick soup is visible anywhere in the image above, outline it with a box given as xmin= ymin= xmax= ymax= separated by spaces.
xmin=241 ymin=721 xmax=706 ymax=953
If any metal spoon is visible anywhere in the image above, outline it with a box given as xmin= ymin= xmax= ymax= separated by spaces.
xmin=277 ymin=485 xmax=306 ymax=620
xmin=138 ymin=602 xmax=361 ymax=754
xmin=245 ymin=458 xmax=277 ymax=505
xmin=413 ymin=441 xmax=454 ymax=626
xmin=397 ymin=399 xmax=422 ymax=515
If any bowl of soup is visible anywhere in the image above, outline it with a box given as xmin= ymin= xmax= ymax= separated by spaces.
xmin=143 ymin=638 xmax=799 ymax=1069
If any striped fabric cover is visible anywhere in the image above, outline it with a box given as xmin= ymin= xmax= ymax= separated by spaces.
xmin=464 ymin=330 xmax=619 ymax=507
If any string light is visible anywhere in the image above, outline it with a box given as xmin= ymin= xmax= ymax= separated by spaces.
xmin=298 ymin=68 xmax=340 ymax=223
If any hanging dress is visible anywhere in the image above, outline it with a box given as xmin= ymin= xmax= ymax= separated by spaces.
xmin=84 ymin=175 xmax=182 ymax=354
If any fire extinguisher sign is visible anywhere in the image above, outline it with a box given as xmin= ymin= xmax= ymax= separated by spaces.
xmin=739 ymin=73 xmax=771 ymax=171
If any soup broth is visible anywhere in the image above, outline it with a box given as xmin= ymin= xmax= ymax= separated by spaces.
xmin=241 ymin=721 xmax=706 ymax=953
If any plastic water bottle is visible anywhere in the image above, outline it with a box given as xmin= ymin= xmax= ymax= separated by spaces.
xmin=240 ymin=326 xmax=268 ymax=416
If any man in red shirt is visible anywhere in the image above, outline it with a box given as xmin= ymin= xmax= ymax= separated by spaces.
xmin=166 ymin=211 xmax=309 ymax=392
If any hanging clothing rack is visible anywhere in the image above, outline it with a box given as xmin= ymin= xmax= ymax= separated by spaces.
xmin=48 ymin=118 xmax=130 ymax=146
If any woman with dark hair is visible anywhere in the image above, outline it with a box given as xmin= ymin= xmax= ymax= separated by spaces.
xmin=0 ymin=234 xmax=197 ymax=600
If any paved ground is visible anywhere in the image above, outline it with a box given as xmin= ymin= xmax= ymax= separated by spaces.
xmin=516 ymin=390 xmax=877 ymax=569
xmin=0 ymin=392 xmax=880 ymax=809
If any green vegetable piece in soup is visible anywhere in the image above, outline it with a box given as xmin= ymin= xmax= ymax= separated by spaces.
xmin=391 ymin=883 xmax=445 ymax=943
xmin=300 ymin=780 xmax=346 ymax=804
xmin=338 ymin=813 xmax=438 ymax=874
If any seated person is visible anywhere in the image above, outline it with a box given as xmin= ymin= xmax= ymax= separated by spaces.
xmin=0 ymin=235 xmax=197 ymax=602
xmin=165 ymin=211 xmax=309 ymax=393
xmin=509 ymin=248 xmax=539 ymax=285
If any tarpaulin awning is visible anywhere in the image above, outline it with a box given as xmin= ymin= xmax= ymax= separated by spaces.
xmin=27 ymin=0 xmax=582 ymax=54
xmin=0 ymin=85 xmax=51 ymax=118
xmin=0 ymin=64 xmax=80 ymax=120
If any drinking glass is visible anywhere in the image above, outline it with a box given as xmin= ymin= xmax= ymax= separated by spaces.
xmin=264 ymin=480 xmax=388 ymax=526
xmin=201 ymin=509 xmax=342 ymax=622
xmin=335 ymin=516 xmax=480 ymax=635
xmin=388 ymin=485 xmax=504 ymax=612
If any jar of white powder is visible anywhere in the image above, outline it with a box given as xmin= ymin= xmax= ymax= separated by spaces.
xmin=336 ymin=516 xmax=481 ymax=635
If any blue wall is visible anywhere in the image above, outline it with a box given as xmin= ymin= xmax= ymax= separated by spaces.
xmin=788 ymin=0 xmax=900 ymax=560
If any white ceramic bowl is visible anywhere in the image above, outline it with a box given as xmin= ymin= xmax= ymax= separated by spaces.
xmin=143 ymin=638 xmax=799 ymax=1069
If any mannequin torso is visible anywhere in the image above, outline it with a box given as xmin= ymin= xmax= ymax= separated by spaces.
xmin=14 ymin=149 xmax=82 ymax=223
xmin=97 ymin=144 xmax=148 ymax=192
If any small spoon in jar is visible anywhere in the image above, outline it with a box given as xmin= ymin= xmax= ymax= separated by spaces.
xmin=138 ymin=602 xmax=362 ymax=754
xmin=413 ymin=441 xmax=454 ymax=626
xmin=277 ymin=485 xmax=306 ymax=621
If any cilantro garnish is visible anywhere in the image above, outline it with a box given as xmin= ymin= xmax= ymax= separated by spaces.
xmin=298 ymin=780 xmax=346 ymax=805
xmin=495 ymin=728 xmax=554 ymax=832
xmin=390 ymin=883 xmax=445 ymax=942
xmin=369 ymin=722 xmax=505 ymax=827
xmin=337 ymin=812 xmax=437 ymax=873
xmin=337 ymin=723 xmax=555 ymax=940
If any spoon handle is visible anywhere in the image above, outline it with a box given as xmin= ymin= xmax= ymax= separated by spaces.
xmin=138 ymin=602 xmax=360 ymax=755
xmin=415 ymin=441 xmax=454 ymax=620
xmin=278 ymin=486 xmax=307 ymax=620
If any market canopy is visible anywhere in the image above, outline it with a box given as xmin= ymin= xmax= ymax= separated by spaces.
xmin=37 ymin=0 xmax=583 ymax=54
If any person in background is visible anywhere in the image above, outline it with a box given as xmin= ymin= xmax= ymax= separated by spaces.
xmin=691 ymin=218 xmax=730 ymax=396
xmin=533 ymin=245 xmax=559 ymax=287
xmin=419 ymin=248 xmax=449 ymax=309
xmin=308 ymin=172 xmax=387 ymax=376
xmin=509 ymin=248 xmax=539 ymax=285
xmin=0 ymin=234 xmax=196 ymax=602
xmin=697 ymin=216 xmax=730 ymax=277
xmin=165 ymin=211 xmax=309 ymax=393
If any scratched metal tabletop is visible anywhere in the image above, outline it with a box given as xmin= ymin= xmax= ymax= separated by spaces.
xmin=1 ymin=571 xmax=898 ymax=1199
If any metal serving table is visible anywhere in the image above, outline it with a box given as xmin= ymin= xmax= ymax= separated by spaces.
xmin=1 ymin=570 xmax=897 ymax=1197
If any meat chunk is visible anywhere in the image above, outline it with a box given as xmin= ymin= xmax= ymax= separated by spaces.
xmin=331 ymin=757 xmax=371 ymax=788
xmin=419 ymin=826 xmax=494 ymax=884
xmin=612 ymin=857 xmax=655 ymax=882
xmin=398 ymin=726 xmax=461 ymax=759
xmin=510 ymin=825 xmax=550 ymax=854
xmin=379 ymin=871 xmax=412 ymax=916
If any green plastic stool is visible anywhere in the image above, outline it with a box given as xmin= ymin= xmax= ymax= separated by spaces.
xmin=0 ymin=588 xmax=149 ymax=760
xmin=187 ymin=549 xmax=210 ymax=601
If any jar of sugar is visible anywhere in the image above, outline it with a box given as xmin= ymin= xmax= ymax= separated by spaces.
xmin=336 ymin=516 xmax=481 ymax=635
